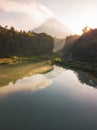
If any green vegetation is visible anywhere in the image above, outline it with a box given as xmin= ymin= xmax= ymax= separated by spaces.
xmin=62 ymin=27 xmax=97 ymax=63
xmin=0 ymin=25 xmax=54 ymax=58
xmin=0 ymin=53 xmax=60 ymax=65
xmin=1 ymin=24 xmax=97 ymax=79
xmin=0 ymin=56 xmax=22 ymax=65
xmin=59 ymin=27 xmax=97 ymax=77
xmin=54 ymin=57 xmax=97 ymax=77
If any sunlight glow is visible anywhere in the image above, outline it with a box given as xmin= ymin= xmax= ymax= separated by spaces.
xmin=0 ymin=0 xmax=97 ymax=35
xmin=66 ymin=13 xmax=97 ymax=35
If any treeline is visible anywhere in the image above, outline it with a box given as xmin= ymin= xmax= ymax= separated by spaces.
xmin=63 ymin=27 xmax=97 ymax=63
xmin=0 ymin=25 xmax=54 ymax=58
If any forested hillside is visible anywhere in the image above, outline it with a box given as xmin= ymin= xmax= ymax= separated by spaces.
xmin=62 ymin=35 xmax=80 ymax=56
xmin=63 ymin=27 xmax=97 ymax=63
xmin=0 ymin=25 xmax=54 ymax=58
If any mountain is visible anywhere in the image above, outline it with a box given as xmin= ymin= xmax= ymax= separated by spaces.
xmin=33 ymin=18 xmax=71 ymax=52
xmin=33 ymin=18 xmax=71 ymax=38
xmin=63 ymin=28 xmax=97 ymax=63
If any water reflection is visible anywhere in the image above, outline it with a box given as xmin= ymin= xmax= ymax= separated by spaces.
xmin=45 ymin=65 xmax=65 ymax=79
xmin=51 ymin=65 xmax=97 ymax=88
xmin=0 ymin=65 xmax=65 ymax=96
xmin=0 ymin=66 xmax=97 ymax=130
xmin=0 ymin=74 xmax=52 ymax=96
xmin=0 ymin=61 xmax=53 ymax=87
xmin=74 ymin=70 xmax=97 ymax=88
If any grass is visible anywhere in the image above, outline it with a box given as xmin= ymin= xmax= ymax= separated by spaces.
xmin=0 ymin=53 xmax=60 ymax=65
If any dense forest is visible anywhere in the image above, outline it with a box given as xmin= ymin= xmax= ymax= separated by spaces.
xmin=63 ymin=27 xmax=97 ymax=63
xmin=0 ymin=25 xmax=54 ymax=58
xmin=62 ymin=34 xmax=80 ymax=56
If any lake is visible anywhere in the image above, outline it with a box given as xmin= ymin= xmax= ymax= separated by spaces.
xmin=0 ymin=63 xmax=97 ymax=130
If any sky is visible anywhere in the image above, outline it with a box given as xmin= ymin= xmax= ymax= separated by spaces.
xmin=0 ymin=0 xmax=97 ymax=34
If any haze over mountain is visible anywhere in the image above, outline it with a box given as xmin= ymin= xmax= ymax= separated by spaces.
xmin=33 ymin=18 xmax=71 ymax=38
xmin=33 ymin=18 xmax=71 ymax=52
xmin=53 ymin=38 xmax=66 ymax=52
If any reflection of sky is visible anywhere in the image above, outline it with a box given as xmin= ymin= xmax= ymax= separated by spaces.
xmin=0 ymin=74 xmax=52 ymax=96
xmin=44 ymin=65 xmax=65 ymax=79
xmin=53 ymin=69 xmax=97 ymax=104
xmin=0 ymin=65 xmax=97 ymax=101
xmin=0 ymin=66 xmax=65 ymax=96
xmin=1 ymin=67 xmax=97 ymax=130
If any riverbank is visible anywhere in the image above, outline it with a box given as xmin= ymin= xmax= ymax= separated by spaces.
xmin=0 ymin=55 xmax=50 ymax=65
xmin=0 ymin=53 xmax=59 ymax=65
xmin=54 ymin=57 xmax=97 ymax=77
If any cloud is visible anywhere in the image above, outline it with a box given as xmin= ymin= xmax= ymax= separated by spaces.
xmin=0 ymin=0 xmax=54 ymax=30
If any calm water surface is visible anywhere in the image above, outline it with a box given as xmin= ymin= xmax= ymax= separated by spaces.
xmin=0 ymin=65 xmax=97 ymax=130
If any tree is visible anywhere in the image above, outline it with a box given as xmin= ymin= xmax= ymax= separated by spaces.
xmin=82 ymin=26 xmax=91 ymax=33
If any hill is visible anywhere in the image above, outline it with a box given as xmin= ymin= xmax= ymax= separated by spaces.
xmin=62 ymin=34 xmax=80 ymax=56
xmin=0 ymin=25 xmax=54 ymax=58
xmin=63 ymin=27 xmax=97 ymax=63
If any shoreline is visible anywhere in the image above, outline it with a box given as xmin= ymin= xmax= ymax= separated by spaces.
xmin=54 ymin=57 xmax=97 ymax=78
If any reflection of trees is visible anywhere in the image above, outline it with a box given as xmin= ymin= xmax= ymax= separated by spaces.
xmin=0 ymin=61 xmax=53 ymax=87
xmin=74 ymin=70 xmax=97 ymax=88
